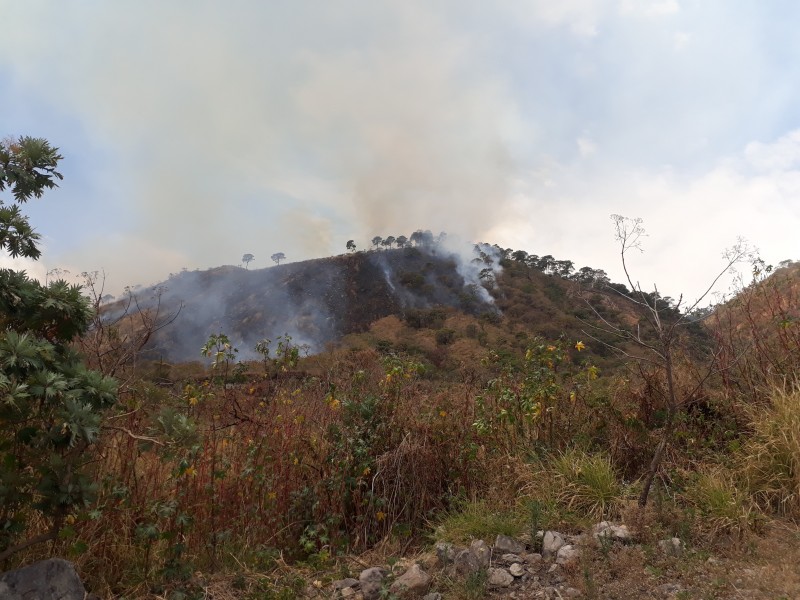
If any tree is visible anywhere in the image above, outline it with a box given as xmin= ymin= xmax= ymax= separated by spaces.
xmin=0 ymin=137 xmax=117 ymax=560
xmin=382 ymin=236 xmax=396 ymax=250
xmin=581 ymin=215 xmax=750 ymax=506
xmin=242 ymin=253 xmax=254 ymax=269
xmin=346 ymin=240 xmax=356 ymax=253
xmin=271 ymin=252 xmax=286 ymax=265
xmin=395 ymin=235 xmax=408 ymax=248
xmin=371 ymin=236 xmax=383 ymax=250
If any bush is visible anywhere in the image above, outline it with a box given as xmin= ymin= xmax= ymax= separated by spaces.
xmin=683 ymin=465 xmax=758 ymax=537
xmin=549 ymin=449 xmax=623 ymax=521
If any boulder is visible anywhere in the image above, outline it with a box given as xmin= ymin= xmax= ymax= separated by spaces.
xmin=0 ymin=559 xmax=87 ymax=600
xmin=389 ymin=564 xmax=431 ymax=597
xmin=434 ymin=541 xmax=457 ymax=565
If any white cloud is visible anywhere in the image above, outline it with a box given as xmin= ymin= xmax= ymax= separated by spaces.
xmin=577 ymin=137 xmax=598 ymax=157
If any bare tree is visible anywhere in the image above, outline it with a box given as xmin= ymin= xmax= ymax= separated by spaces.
xmin=580 ymin=215 xmax=752 ymax=506
xmin=76 ymin=271 xmax=182 ymax=389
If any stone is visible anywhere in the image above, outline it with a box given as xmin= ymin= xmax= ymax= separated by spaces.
xmin=488 ymin=567 xmax=515 ymax=587
xmin=523 ymin=552 xmax=543 ymax=565
xmin=509 ymin=562 xmax=525 ymax=577
xmin=434 ymin=541 xmax=457 ymax=565
xmin=340 ymin=587 xmax=357 ymax=598
xmin=556 ymin=544 xmax=581 ymax=565
xmin=422 ymin=594 xmax=442 ymax=600
xmin=494 ymin=534 xmax=526 ymax=555
xmin=470 ymin=539 xmax=491 ymax=568
xmin=592 ymin=521 xmax=632 ymax=543
xmin=500 ymin=553 xmax=524 ymax=563
xmin=658 ymin=537 xmax=684 ymax=557
xmin=0 ymin=559 xmax=87 ymax=600
xmin=564 ymin=587 xmax=582 ymax=597
xmin=359 ymin=567 xmax=387 ymax=600
xmin=454 ymin=548 xmax=482 ymax=575
xmin=390 ymin=564 xmax=431 ymax=597
xmin=333 ymin=578 xmax=360 ymax=590
xmin=542 ymin=531 xmax=565 ymax=558
xmin=547 ymin=563 xmax=559 ymax=574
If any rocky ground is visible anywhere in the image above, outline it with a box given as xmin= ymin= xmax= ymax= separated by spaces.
xmin=3 ymin=520 xmax=799 ymax=599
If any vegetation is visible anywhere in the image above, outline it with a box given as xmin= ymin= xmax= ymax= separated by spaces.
xmin=4 ymin=140 xmax=800 ymax=598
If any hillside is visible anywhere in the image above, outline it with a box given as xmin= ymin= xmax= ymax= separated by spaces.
xmin=104 ymin=243 xmax=652 ymax=369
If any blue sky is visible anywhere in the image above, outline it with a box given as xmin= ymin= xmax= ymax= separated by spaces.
xmin=1 ymin=0 xmax=799 ymax=302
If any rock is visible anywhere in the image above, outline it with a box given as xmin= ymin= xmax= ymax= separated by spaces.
xmin=564 ymin=587 xmax=582 ymax=597
xmin=523 ymin=552 xmax=543 ymax=565
xmin=340 ymin=587 xmax=358 ymax=598
xmin=470 ymin=539 xmax=491 ymax=568
xmin=495 ymin=534 xmax=526 ymax=555
xmin=391 ymin=558 xmax=413 ymax=575
xmin=547 ymin=563 xmax=559 ymax=574
xmin=0 ymin=559 xmax=87 ymax=600
xmin=658 ymin=537 xmax=684 ymax=557
xmin=333 ymin=578 xmax=360 ymax=590
xmin=434 ymin=541 xmax=457 ymax=565
xmin=542 ymin=531 xmax=565 ymax=558
xmin=592 ymin=521 xmax=632 ymax=543
xmin=500 ymin=553 xmax=524 ymax=563
xmin=423 ymin=594 xmax=442 ymax=600
xmin=556 ymin=544 xmax=580 ymax=565
xmin=454 ymin=548 xmax=483 ymax=575
xmin=509 ymin=563 xmax=525 ymax=577
xmin=390 ymin=564 xmax=431 ymax=597
xmin=359 ymin=567 xmax=387 ymax=600
xmin=488 ymin=567 xmax=515 ymax=587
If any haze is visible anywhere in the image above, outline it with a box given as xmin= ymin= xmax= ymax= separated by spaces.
xmin=1 ymin=1 xmax=799 ymax=302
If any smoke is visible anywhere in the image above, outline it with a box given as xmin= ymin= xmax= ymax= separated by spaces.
xmin=0 ymin=1 xmax=526 ymax=293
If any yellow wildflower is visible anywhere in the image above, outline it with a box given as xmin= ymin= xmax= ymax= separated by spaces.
xmin=65 ymin=514 xmax=76 ymax=525
xmin=188 ymin=397 xmax=198 ymax=406
xmin=575 ymin=341 xmax=586 ymax=352
xmin=267 ymin=491 xmax=277 ymax=500
xmin=363 ymin=466 xmax=371 ymax=477
xmin=184 ymin=465 xmax=197 ymax=477
xmin=439 ymin=410 xmax=447 ymax=417
xmin=376 ymin=511 xmax=386 ymax=522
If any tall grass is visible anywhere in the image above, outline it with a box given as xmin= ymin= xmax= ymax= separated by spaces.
xmin=742 ymin=384 xmax=800 ymax=517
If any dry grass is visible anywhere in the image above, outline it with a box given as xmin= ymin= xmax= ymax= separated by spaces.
xmin=742 ymin=384 xmax=800 ymax=517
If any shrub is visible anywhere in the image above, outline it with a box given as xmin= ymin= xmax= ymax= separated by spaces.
xmin=683 ymin=465 xmax=758 ymax=537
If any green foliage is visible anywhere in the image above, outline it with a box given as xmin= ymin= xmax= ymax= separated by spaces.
xmin=0 ymin=136 xmax=117 ymax=558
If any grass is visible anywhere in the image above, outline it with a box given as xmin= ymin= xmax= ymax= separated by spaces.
xmin=549 ymin=448 xmax=624 ymax=522
xmin=742 ymin=384 xmax=800 ymax=517
xmin=432 ymin=499 xmax=526 ymax=546
xmin=682 ymin=465 xmax=757 ymax=537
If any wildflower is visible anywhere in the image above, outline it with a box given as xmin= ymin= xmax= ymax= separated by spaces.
xmin=569 ymin=391 xmax=576 ymax=403
xmin=184 ymin=465 xmax=197 ymax=477
xmin=188 ymin=397 xmax=198 ymax=406
xmin=575 ymin=341 xmax=586 ymax=352
xmin=65 ymin=514 xmax=76 ymax=525
xmin=267 ymin=491 xmax=277 ymax=501
xmin=362 ymin=466 xmax=371 ymax=477
xmin=439 ymin=410 xmax=447 ymax=417
xmin=547 ymin=345 xmax=556 ymax=352
xmin=376 ymin=511 xmax=386 ymax=522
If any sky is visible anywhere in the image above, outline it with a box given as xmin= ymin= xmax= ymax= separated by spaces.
xmin=1 ymin=0 xmax=799 ymax=305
